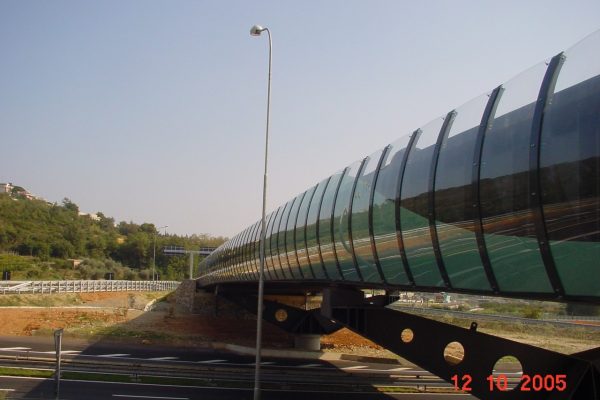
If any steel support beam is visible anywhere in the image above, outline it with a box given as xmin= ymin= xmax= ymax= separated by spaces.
xmin=322 ymin=287 xmax=599 ymax=400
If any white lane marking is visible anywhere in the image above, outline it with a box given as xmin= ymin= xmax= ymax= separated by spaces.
xmin=342 ymin=365 xmax=368 ymax=370
xmin=112 ymin=395 xmax=189 ymax=400
xmin=196 ymin=359 xmax=226 ymax=364
xmin=298 ymin=363 xmax=321 ymax=368
xmin=388 ymin=367 xmax=411 ymax=371
xmin=0 ymin=347 xmax=31 ymax=351
xmin=39 ymin=350 xmax=81 ymax=354
xmin=98 ymin=354 xmax=131 ymax=358
xmin=147 ymin=357 xmax=178 ymax=361
xmin=245 ymin=361 xmax=275 ymax=365
xmin=0 ymin=389 xmax=15 ymax=392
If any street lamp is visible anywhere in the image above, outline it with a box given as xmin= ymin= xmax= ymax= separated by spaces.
xmin=250 ymin=23 xmax=271 ymax=400
xmin=153 ymin=225 xmax=168 ymax=281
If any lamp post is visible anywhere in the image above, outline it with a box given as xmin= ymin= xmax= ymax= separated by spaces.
xmin=250 ymin=23 xmax=271 ymax=400
xmin=153 ymin=225 xmax=168 ymax=281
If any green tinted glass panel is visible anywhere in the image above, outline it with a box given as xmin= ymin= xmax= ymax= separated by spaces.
xmin=400 ymin=118 xmax=445 ymax=287
xmin=540 ymin=32 xmax=600 ymax=296
xmin=352 ymin=149 xmax=384 ymax=283
xmin=333 ymin=161 xmax=363 ymax=281
xmin=270 ymin=205 xmax=285 ymax=279
xmin=319 ymin=171 xmax=344 ymax=280
xmin=480 ymin=63 xmax=553 ymax=293
xmin=261 ymin=212 xmax=274 ymax=280
xmin=373 ymin=135 xmax=411 ymax=285
xmin=286 ymin=193 xmax=305 ymax=278
xmin=435 ymin=94 xmax=491 ymax=290
xmin=250 ymin=221 xmax=261 ymax=280
xmin=307 ymin=179 xmax=329 ymax=279
xmin=296 ymin=185 xmax=317 ymax=279
xmin=277 ymin=200 xmax=293 ymax=279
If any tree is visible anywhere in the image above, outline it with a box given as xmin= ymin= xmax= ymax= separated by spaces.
xmin=62 ymin=198 xmax=79 ymax=214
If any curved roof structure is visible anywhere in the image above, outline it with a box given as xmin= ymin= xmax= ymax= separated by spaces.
xmin=199 ymin=31 xmax=600 ymax=304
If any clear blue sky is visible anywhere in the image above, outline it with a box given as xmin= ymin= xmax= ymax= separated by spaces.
xmin=1 ymin=1 xmax=599 ymax=238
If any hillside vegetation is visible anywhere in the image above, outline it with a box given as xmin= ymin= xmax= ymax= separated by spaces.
xmin=0 ymin=194 xmax=225 ymax=280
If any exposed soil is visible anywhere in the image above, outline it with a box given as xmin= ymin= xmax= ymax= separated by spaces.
xmin=0 ymin=291 xmax=396 ymax=357
xmin=0 ymin=292 xmax=597 ymax=360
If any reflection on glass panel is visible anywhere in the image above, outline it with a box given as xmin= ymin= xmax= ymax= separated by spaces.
xmin=286 ymin=193 xmax=305 ymax=278
xmin=333 ymin=161 xmax=364 ymax=281
xmin=260 ymin=212 xmax=273 ymax=280
xmin=265 ymin=210 xmax=278 ymax=280
xmin=241 ymin=227 xmax=251 ymax=279
xmin=319 ymin=170 xmax=344 ymax=280
xmin=307 ymin=179 xmax=329 ymax=279
xmin=296 ymin=185 xmax=317 ymax=279
xmin=480 ymin=63 xmax=553 ymax=293
xmin=235 ymin=233 xmax=245 ymax=281
xmin=435 ymin=94 xmax=492 ymax=290
xmin=352 ymin=149 xmax=384 ymax=283
xmin=229 ymin=235 xmax=236 ymax=279
xmin=243 ymin=223 xmax=252 ymax=279
xmin=248 ymin=222 xmax=257 ymax=279
xmin=235 ymin=229 xmax=245 ymax=280
xmin=401 ymin=118 xmax=445 ymax=287
xmin=277 ymin=201 xmax=293 ymax=279
xmin=250 ymin=221 xmax=261 ymax=280
xmin=373 ymin=135 xmax=411 ymax=285
xmin=540 ymin=31 xmax=600 ymax=296
xmin=270 ymin=205 xmax=285 ymax=279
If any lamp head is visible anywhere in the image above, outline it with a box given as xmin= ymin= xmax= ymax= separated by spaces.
xmin=250 ymin=25 xmax=265 ymax=36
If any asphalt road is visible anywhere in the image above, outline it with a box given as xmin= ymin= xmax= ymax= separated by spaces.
xmin=0 ymin=376 xmax=473 ymax=400
xmin=0 ymin=336 xmax=474 ymax=399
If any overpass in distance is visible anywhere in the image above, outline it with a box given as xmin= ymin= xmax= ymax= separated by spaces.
xmin=198 ymin=31 xmax=600 ymax=399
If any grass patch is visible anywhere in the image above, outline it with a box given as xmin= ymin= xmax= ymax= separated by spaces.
xmin=0 ymin=293 xmax=84 ymax=307
xmin=76 ymin=326 xmax=171 ymax=341
xmin=0 ymin=366 xmax=53 ymax=378
xmin=62 ymin=371 xmax=131 ymax=383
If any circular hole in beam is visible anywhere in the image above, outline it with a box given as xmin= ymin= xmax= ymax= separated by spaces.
xmin=443 ymin=341 xmax=465 ymax=366
xmin=400 ymin=328 xmax=414 ymax=343
xmin=274 ymin=308 xmax=288 ymax=322
xmin=490 ymin=355 xmax=523 ymax=391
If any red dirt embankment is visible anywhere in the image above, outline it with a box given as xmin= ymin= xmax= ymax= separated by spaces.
xmin=0 ymin=292 xmax=391 ymax=356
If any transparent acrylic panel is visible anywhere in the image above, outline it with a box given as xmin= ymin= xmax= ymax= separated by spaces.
xmin=226 ymin=236 xmax=233 ymax=277
xmin=435 ymin=94 xmax=492 ymax=290
xmin=270 ymin=205 xmax=284 ymax=279
xmin=306 ymin=179 xmax=329 ymax=279
xmin=265 ymin=210 xmax=279 ymax=280
xmin=400 ymin=118 xmax=445 ymax=287
xmin=352 ymin=149 xmax=384 ymax=283
xmin=373 ymin=134 xmax=411 ymax=285
xmin=241 ymin=227 xmax=252 ymax=279
xmin=249 ymin=221 xmax=261 ymax=280
xmin=296 ymin=185 xmax=317 ymax=279
xmin=260 ymin=212 xmax=273 ymax=280
xmin=540 ymin=31 xmax=600 ymax=296
xmin=238 ymin=228 xmax=248 ymax=278
xmin=333 ymin=160 xmax=364 ymax=281
xmin=233 ymin=233 xmax=243 ymax=280
xmin=286 ymin=193 xmax=305 ymax=278
xmin=319 ymin=170 xmax=344 ymax=280
xmin=480 ymin=62 xmax=553 ymax=293
xmin=277 ymin=200 xmax=293 ymax=279
xmin=245 ymin=224 xmax=255 ymax=278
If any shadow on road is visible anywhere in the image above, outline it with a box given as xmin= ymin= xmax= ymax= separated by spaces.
xmin=13 ymin=293 xmax=401 ymax=399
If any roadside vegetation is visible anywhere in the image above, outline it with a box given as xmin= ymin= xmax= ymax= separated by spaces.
xmin=0 ymin=193 xmax=225 ymax=280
